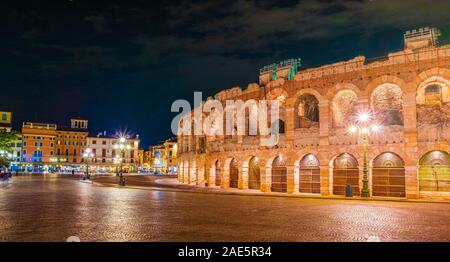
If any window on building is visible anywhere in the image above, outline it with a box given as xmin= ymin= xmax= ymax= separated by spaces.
xmin=50 ymin=143 xmax=54 ymax=147
xmin=65 ymin=149 xmax=69 ymax=156
xmin=40 ymin=142 xmax=43 ymax=146
xmin=74 ymin=149 xmax=77 ymax=156
xmin=102 ymin=141 xmax=106 ymax=145
xmin=22 ymin=150 xmax=26 ymax=155
xmin=23 ymin=142 xmax=27 ymax=146
xmin=93 ymin=140 xmax=97 ymax=144
xmin=425 ymin=84 xmax=441 ymax=94
xmin=102 ymin=149 xmax=106 ymax=157
xmin=1 ymin=114 xmax=6 ymax=121
xmin=50 ymin=151 xmax=54 ymax=156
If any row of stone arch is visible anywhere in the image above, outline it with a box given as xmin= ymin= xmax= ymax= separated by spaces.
xmin=179 ymin=150 xmax=450 ymax=197
xmin=180 ymin=68 xmax=450 ymax=130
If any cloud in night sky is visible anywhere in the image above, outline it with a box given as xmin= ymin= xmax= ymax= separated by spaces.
xmin=1 ymin=0 xmax=449 ymax=147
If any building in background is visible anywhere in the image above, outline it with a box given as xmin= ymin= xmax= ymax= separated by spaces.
xmin=0 ymin=111 xmax=12 ymax=132
xmin=0 ymin=110 xmax=21 ymax=169
xmin=54 ymin=118 xmax=89 ymax=168
xmin=85 ymin=132 xmax=140 ymax=173
xmin=142 ymin=150 xmax=151 ymax=171
xmin=150 ymin=138 xmax=177 ymax=174
xmin=137 ymin=149 xmax=145 ymax=170
xmin=12 ymin=116 xmax=142 ymax=174
xmin=21 ymin=122 xmax=58 ymax=172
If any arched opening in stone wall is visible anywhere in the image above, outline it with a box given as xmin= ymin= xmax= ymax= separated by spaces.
xmin=419 ymin=151 xmax=450 ymax=192
xmin=271 ymin=119 xmax=285 ymax=134
xmin=332 ymin=90 xmax=358 ymax=128
xmin=224 ymin=106 xmax=238 ymax=139
xmin=271 ymin=156 xmax=287 ymax=193
xmin=229 ymin=158 xmax=239 ymax=188
xmin=299 ymin=154 xmax=320 ymax=194
xmin=372 ymin=152 xmax=406 ymax=198
xmin=295 ymin=94 xmax=319 ymax=128
xmin=332 ymin=153 xmax=360 ymax=196
xmin=215 ymin=160 xmax=222 ymax=187
xmin=370 ymin=83 xmax=404 ymax=125
xmin=248 ymin=156 xmax=261 ymax=190
xmin=245 ymin=103 xmax=259 ymax=136
xmin=424 ymin=84 xmax=443 ymax=104
xmin=416 ymin=78 xmax=450 ymax=142
xmin=266 ymin=88 xmax=287 ymax=135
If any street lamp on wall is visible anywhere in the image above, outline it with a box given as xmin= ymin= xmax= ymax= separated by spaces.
xmin=348 ymin=111 xmax=381 ymax=198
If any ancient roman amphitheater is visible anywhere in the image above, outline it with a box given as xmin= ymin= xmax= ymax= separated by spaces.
xmin=177 ymin=28 xmax=450 ymax=200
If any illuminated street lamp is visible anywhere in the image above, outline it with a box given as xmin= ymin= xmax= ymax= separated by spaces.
xmin=348 ymin=111 xmax=381 ymax=198
xmin=113 ymin=136 xmax=131 ymax=186
xmin=82 ymin=148 xmax=94 ymax=180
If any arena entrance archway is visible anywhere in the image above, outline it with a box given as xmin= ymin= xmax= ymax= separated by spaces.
xmin=248 ymin=157 xmax=260 ymax=190
xmin=419 ymin=151 xmax=450 ymax=192
xmin=372 ymin=152 xmax=406 ymax=198
xmin=215 ymin=160 xmax=222 ymax=187
xmin=333 ymin=153 xmax=359 ymax=196
xmin=229 ymin=158 xmax=239 ymax=188
xmin=299 ymin=154 xmax=320 ymax=194
xmin=271 ymin=156 xmax=287 ymax=193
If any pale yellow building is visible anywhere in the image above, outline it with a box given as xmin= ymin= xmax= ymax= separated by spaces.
xmin=150 ymin=138 xmax=177 ymax=174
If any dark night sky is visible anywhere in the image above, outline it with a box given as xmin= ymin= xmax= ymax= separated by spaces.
xmin=1 ymin=0 xmax=449 ymax=149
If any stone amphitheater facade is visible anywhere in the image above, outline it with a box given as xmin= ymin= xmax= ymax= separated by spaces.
xmin=177 ymin=43 xmax=450 ymax=200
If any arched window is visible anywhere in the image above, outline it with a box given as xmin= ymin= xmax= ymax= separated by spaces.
xmin=271 ymin=119 xmax=285 ymax=134
xmin=424 ymin=84 xmax=442 ymax=104
xmin=370 ymin=83 xmax=403 ymax=125
xmin=332 ymin=90 xmax=358 ymax=128
xmin=295 ymin=94 xmax=319 ymax=128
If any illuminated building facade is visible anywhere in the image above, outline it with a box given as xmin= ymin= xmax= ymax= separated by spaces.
xmin=178 ymin=28 xmax=450 ymax=199
xmin=55 ymin=118 xmax=89 ymax=164
xmin=85 ymin=133 xmax=140 ymax=173
xmin=150 ymin=138 xmax=178 ymax=174
xmin=0 ymin=110 xmax=21 ymax=163
xmin=21 ymin=122 xmax=58 ymax=171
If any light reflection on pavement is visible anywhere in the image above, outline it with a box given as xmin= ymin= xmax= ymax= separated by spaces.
xmin=0 ymin=176 xmax=449 ymax=242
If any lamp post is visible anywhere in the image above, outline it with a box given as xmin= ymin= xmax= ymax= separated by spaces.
xmin=114 ymin=137 xmax=131 ymax=186
xmin=348 ymin=112 xmax=381 ymax=198
xmin=82 ymin=148 xmax=93 ymax=180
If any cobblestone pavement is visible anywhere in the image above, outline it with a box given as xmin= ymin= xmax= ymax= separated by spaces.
xmin=1 ymin=176 xmax=450 ymax=242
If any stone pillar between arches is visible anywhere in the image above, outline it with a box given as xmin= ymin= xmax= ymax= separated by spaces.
xmin=405 ymin=165 xmax=419 ymax=199
xmin=287 ymin=165 xmax=295 ymax=193
xmin=320 ymin=165 xmax=330 ymax=196
xmin=239 ymin=164 xmax=248 ymax=189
